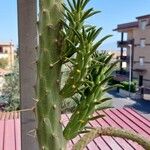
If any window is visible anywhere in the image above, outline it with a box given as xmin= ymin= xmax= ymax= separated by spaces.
xmin=139 ymin=57 xmax=144 ymax=66
xmin=140 ymin=39 xmax=145 ymax=48
xmin=122 ymin=62 xmax=127 ymax=68
xmin=0 ymin=47 xmax=3 ymax=53
xmin=140 ymin=20 xmax=147 ymax=30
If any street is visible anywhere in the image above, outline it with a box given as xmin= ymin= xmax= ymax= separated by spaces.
xmin=108 ymin=90 xmax=150 ymax=119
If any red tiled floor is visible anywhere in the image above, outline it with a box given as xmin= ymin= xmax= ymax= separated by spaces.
xmin=0 ymin=108 xmax=150 ymax=150
xmin=62 ymin=108 xmax=150 ymax=150
xmin=0 ymin=111 xmax=21 ymax=150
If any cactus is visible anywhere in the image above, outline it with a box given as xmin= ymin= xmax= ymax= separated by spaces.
xmin=35 ymin=0 xmax=111 ymax=149
xmin=35 ymin=0 xmax=66 ymax=150
xmin=35 ymin=0 xmax=149 ymax=150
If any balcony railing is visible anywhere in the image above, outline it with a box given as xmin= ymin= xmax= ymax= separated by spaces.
xmin=117 ymin=39 xmax=134 ymax=48
xmin=121 ymin=56 xmax=129 ymax=61
xmin=116 ymin=70 xmax=129 ymax=76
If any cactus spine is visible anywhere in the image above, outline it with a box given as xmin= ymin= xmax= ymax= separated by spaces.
xmin=36 ymin=0 xmax=65 ymax=150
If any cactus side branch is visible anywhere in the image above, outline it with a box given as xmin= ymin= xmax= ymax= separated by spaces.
xmin=72 ymin=127 xmax=150 ymax=150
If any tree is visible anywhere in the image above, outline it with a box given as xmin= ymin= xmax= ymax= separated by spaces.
xmin=35 ymin=0 xmax=150 ymax=149
xmin=2 ymin=59 xmax=20 ymax=111
xmin=0 ymin=58 xmax=8 ymax=69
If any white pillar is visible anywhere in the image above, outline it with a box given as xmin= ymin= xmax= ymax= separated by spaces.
xmin=17 ymin=0 xmax=38 ymax=149
xmin=128 ymin=45 xmax=132 ymax=97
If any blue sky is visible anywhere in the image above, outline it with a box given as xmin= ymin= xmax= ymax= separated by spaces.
xmin=0 ymin=0 xmax=17 ymax=45
xmin=0 ymin=0 xmax=149 ymax=50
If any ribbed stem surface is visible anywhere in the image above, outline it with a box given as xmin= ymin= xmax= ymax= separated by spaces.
xmin=36 ymin=0 xmax=65 ymax=149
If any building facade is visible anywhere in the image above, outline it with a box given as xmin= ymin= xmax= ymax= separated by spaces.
xmin=0 ymin=42 xmax=15 ymax=69
xmin=114 ymin=14 xmax=150 ymax=87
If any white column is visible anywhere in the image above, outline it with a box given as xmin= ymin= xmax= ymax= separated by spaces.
xmin=128 ymin=45 xmax=132 ymax=97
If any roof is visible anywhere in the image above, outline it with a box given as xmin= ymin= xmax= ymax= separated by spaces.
xmin=114 ymin=14 xmax=150 ymax=32
xmin=1 ymin=108 xmax=150 ymax=150
xmin=136 ymin=14 xmax=150 ymax=20
xmin=0 ymin=42 xmax=14 ymax=46
xmin=113 ymin=21 xmax=138 ymax=31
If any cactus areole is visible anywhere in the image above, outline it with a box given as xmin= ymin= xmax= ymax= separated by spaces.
xmin=36 ymin=0 xmax=66 ymax=150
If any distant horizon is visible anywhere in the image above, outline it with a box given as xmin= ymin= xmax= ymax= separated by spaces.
xmin=0 ymin=0 xmax=149 ymax=50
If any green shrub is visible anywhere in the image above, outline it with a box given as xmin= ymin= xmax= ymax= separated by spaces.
xmin=1 ymin=59 xmax=20 ymax=111
xmin=0 ymin=58 xmax=8 ymax=69
xmin=120 ymin=80 xmax=137 ymax=93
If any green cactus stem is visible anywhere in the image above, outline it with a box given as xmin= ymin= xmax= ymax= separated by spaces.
xmin=72 ymin=127 xmax=150 ymax=150
xmin=35 ymin=0 xmax=66 ymax=150
xmin=63 ymin=52 xmax=116 ymax=140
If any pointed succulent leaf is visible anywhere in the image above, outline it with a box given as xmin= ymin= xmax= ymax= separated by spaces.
xmin=81 ymin=8 xmax=94 ymax=22
xmin=95 ymin=102 xmax=112 ymax=111
xmin=82 ymin=10 xmax=101 ymax=22
xmin=86 ymin=10 xmax=101 ymax=18
xmin=73 ymin=0 xmax=77 ymax=9
xmin=99 ymin=97 xmax=112 ymax=102
xmin=86 ymin=26 xmax=96 ymax=32
xmin=87 ymin=28 xmax=96 ymax=41
xmin=78 ymin=130 xmax=90 ymax=134
xmin=66 ymin=38 xmax=77 ymax=49
xmin=90 ymin=27 xmax=102 ymax=41
xmin=104 ymin=53 xmax=114 ymax=65
xmin=62 ymin=3 xmax=72 ymax=14
xmin=71 ymin=28 xmax=84 ymax=44
xmin=88 ymin=114 xmax=105 ymax=120
xmin=105 ymin=60 xmax=119 ymax=75
xmin=61 ymin=19 xmax=69 ymax=29
xmin=98 ymin=76 xmax=113 ymax=86
xmin=84 ymin=126 xmax=95 ymax=130
xmin=102 ymin=84 xmax=121 ymax=93
xmin=77 ymin=0 xmax=82 ymax=11
xmin=81 ymin=0 xmax=90 ymax=9
xmin=82 ymin=27 xmax=87 ymax=39
xmin=66 ymin=0 xmax=74 ymax=11
xmin=63 ymin=12 xmax=75 ymax=25
xmin=72 ymin=97 xmax=80 ymax=105
xmin=91 ymin=35 xmax=112 ymax=54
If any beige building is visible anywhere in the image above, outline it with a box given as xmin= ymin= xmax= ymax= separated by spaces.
xmin=0 ymin=42 xmax=15 ymax=70
xmin=114 ymin=14 xmax=150 ymax=87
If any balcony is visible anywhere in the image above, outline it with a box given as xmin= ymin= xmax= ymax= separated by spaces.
xmin=117 ymin=39 xmax=134 ymax=48
xmin=116 ymin=70 xmax=129 ymax=76
xmin=133 ymin=67 xmax=147 ymax=75
xmin=114 ymin=70 xmax=129 ymax=81
xmin=121 ymin=56 xmax=129 ymax=61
